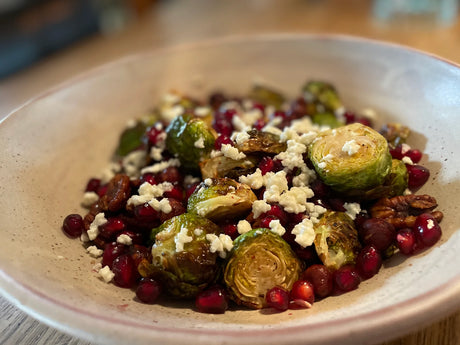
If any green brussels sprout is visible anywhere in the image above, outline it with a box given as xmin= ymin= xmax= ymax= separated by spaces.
xmin=235 ymin=129 xmax=287 ymax=155
xmin=311 ymin=112 xmax=343 ymax=129
xmin=248 ymin=84 xmax=286 ymax=109
xmin=309 ymin=123 xmax=392 ymax=194
xmin=302 ymin=80 xmax=343 ymax=111
xmin=165 ymin=114 xmax=216 ymax=170
xmin=187 ymin=177 xmax=257 ymax=222
xmin=224 ymin=228 xmax=303 ymax=309
xmin=147 ymin=213 xmax=222 ymax=298
xmin=380 ymin=123 xmax=411 ymax=148
xmin=199 ymin=155 xmax=258 ymax=179
xmin=314 ymin=211 xmax=361 ymax=270
xmin=116 ymin=121 xmax=147 ymax=157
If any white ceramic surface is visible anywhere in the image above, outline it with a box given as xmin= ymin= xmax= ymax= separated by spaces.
xmin=0 ymin=35 xmax=459 ymax=345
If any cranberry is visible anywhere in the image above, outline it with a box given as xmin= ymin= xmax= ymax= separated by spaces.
xmin=136 ymin=278 xmax=162 ymax=304
xmin=99 ymin=217 xmax=126 ymax=240
xmin=334 ymin=265 xmax=360 ymax=292
xmin=112 ymin=254 xmax=138 ymax=288
xmin=406 ymin=164 xmax=430 ymax=190
xmin=214 ymin=134 xmax=234 ymax=150
xmin=146 ymin=124 xmax=165 ymax=146
xmin=195 ymin=286 xmax=228 ymax=314
xmin=85 ymin=178 xmax=101 ymax=193
xmin=396 ymin=228 xmax=418 ymax=255
xmin=102 ymin=242 xmax=128 ymax=268
xmin=356 ymin=245 xmax=382 ymax=279
xmin=302 ymin=264 xmax=334 ymax=298
xmin=134 ymin=204 xmax=159 ymax=222
xmin=266 ymin=286 xmax=290 ymax=311
xmin=139 ymin=173 xmax=157 ymax=186
xmin=222 ymin=223 xmax=238 ymax=240
xmin=62 ymin=214 xmax=84 ymax=238
xmin=290 ymin=280 xmax=315 ymax=307
xmin=414 ymin=213 xmax=442 ymax=247
xmin=359 ymin=218 xmax=396 ymax=252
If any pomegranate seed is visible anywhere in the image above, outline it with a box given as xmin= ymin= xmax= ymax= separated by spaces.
xmin=214 ymin=134 xmax=234 ymax=150
xmin=112 ymin=254 xmax=138 ymax=288
xmin=195 ymin=286 xmax=228 ymax=314
xmin=85 ymin=178 xmax=101 ymax=192
xmin=222 ymin=223 xmax=238 ymax=240
xmin=97 ymin=185 xmax=108 ymax=197
xmin=406 ymin=164 xmax=430 ymax=189
xmin=309 ymin=179 xmax=331 ymax=199
xmin=156 ymin=166 xmax=182 ymax=185
xmin=290 ymin=280 xmax=315 ymax=307
xmin=209 ymin=92 xmax=227 ymax=110
xmin=356 ymin=245 xmax=382 ymax=279
xmin=266 ymin=286 xmax=290 ymax=311
xmin=359 ymin=218 xmax=396 ymax=252
xmin=146 ymin=125 xmax=165 ymax=146
xmin=344 ymin=111 xmax=356 ymax=124
xmin=289 ymin=97 xmax=307 ymax=118
xmin=253 ymin=118 xmax=266 ymax=131
xmin=302 ymin=264 xmax=334 ymax=298
xmin=159 ymin=198 xmax=186 ymax=222
xmin=62 ymin=214 xmax=84 ymax=238
xmin=134 ymin=204 xmax=159 ymax=222
xmin=334 ymin=265 xmax=360 ymax=292
xmin=252 ymin=102 xmax=265 ymax=112
xmin=258 ymin=157 xmax=283 ymax=175
xmin=406 ymin=149 xmax=422 ymax=163
xmin=136 ymin=278 xmax=162 ymax=304
xmin=294 ymin=246 xmax=319 ymax=265
xmin=261 ymin=205 xmax=288 ymax=226
xmin=139 ymin=173 xmax=157 ymax=185
xmin=258 ymin=215 xmax=277 ymax=228
xmin=212 ymin=112 xmax=233 ymax=136
xmin=99 ymin=217 xmax=126 ymax=240
xmin=273 ymin=110 xmax=287 ymax=120
xmin=185 ymin=182 xmax=200 ymax=200
xmin=414 ymin=213 xmax=442 ymax=247
xmin=389 ymin=145 xmax=404 ymax=160
xmin=102 ymin=242 xmax=128 ymax=268
xmin=356 ymin=117 xmax=372 ymax=127
xmin=328 ymin=198 xmax=346 ymax=212
xmin=163 ymin=185 xmax=184 ymax=201
xmin=396 ymin=228 xmax=421 ymax=255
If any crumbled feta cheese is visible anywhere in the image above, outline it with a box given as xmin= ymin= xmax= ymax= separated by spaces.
xmin=403 ymin=188 xmax=412 ymax=195
xmin=210 ymin=149 xmax=223 ymax=158
xmin=195 ymin=106 xmax=211 ymax=117
xmin=402 ymin=156 xmax=414 ymax=165
xmin=291 ymin=218 xmax=315 ymax=248
xmin=239 ymin=168 xmax=264 ymax=190
xmin=206 ymin=233 xmax=234 ymax=258
xmin=150 ymin=147 xmax=163 ymax=161
xmin=342 ymin=139 xmax=361 ymax=156
xmin=361 ymin=108 xmax=378 ymax=121
xmin=427 ymin=219 xmax=435 ymax=230
xmin=275 ymin=140 xmax=307 ymax=171
xmin=268 ymin=219 xmax=286 ymax=236
xmin=401 ymin=143 xmax=411 ymax=154
xmin=122 ymin=150 xmax=147 ymax=178
xmin=252 ymin=199 xmax=272 ymax=218
xmin=100 ymin=162 xmax=122 ymax=184
xmin=263 ymin=171 xmax=289 ymax=203
xmin=317 ymin=162 xmax=327 ymax=169
xmin=204 ymin=178 xmax=213 ymax=186
xmin=117 ymin=234 xmax=133 ymax=245
xmin=278 ymin=186 xmax=314 ymax=214
xmin=125 ymin=119 xmax=137 ymax=128
xmin=86 ymin=245 xmax=103 ymax=258
xmin=161 ymin=104 xmax=184 ymax=122
xmin=240 ymin=108 xmax=263 ymax=126
xmin=221 ymin=144 xmax=246 ymax=160
xmin=343 ymin=202 xmax=361 ymax=220
xmin=194 ymin=137 xmax=205 ymax=148
xmin=92 ymin=263 xmax=102 ymax=272
xmin=87 ymin=213 xmax=107 ymax=241
xmin=82 ymin=191 xmax=99 ymax=208
xmin=127 ymin=182 xmax=173 ymax=206
xmin=184 ymin=175 xmax=201 ymax=185
xmin=162 ymin=92 xmax=181 ymax=104
xmin=237 ymin=220 xmax=252 ymax=234
xmin=232 ymin=130 xmax=251 ymax=145
xmin=194 ymin=228 xmax=203 ymax=236
xmin=148 ymin=198 xmax=172 ymax=214
xmin=98 ymin=266 xmax=115 ymax=283
xmin=175 ymin=227 xmax=193 ymax=252
xmin=141 ymin=158 xmax=181 ymax=175
xmin=80 ymin=231 xmax=90 ymax=243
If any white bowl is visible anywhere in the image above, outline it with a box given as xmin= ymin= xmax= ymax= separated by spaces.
xmin=1 ymin=34 xmax=459 ymax=345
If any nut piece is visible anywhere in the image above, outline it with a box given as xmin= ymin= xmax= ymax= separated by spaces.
xmin=99 ymin=174 xmax=131 ymax=212
xmin=370 ymin=194 xmax=443 ymax=228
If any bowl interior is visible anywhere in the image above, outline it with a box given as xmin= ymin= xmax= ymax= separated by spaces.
xmin=1 ymin=35 xmax=460 ymax=345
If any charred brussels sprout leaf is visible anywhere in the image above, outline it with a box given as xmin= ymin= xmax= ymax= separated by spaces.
xmin=116 ymin=121 xmax=146 ymax=157
xmin=165 ymin=114 xmax=215 ymax=170
xmin=199 ymin=155 xmax=258 ymax=179
xmin=235 ymin=130 xmax=287 ymax=155
xmin=248 ymin=84 xmax=286 ymax=109
xmin=380 ymin=123 xmax=411 ymax=148
xmin=187 ymin=178 xmax=257 ymax=222
xmin=314 ymin=211 xmax=361 ymax=270
xmin=302 ymin=81 xmax=343 ymax=111
xmin=309 ymin=123 xmax=392 ymax=195
xmin=311 ymin=112 xmax=343 ymax=129
xmin=148 ymin=213 xmax=221 ymax=298
xmin=224 ymin=228 xmax=303 ymax=309
xmin=361 ymin=159 xmax=408 ymax=200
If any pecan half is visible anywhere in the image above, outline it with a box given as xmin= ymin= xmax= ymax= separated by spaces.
xmin=370 ymin=194 xmax=443 ymax=228
xmin=99 ymin=174 xmax=132 ymax=212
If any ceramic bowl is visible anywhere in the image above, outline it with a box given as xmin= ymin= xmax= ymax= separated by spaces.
xmin=1 ymin=35 xmax=459 ymax=345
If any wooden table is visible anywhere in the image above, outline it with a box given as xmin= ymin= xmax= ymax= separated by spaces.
xmin=1 ymin=1 xmax=459 ymax=344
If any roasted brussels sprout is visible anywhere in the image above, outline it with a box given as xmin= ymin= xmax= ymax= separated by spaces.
xmin=311 ymin=112 xmax=343 ymax=129
xmin=314 ymin=211 xmax=361 ymax=270
xmin=309 ymin=123 xmax=392 ymax=195
xmin=234 ymin=129 xmax=287 ymax=155
xmin=116 ymin=121 xmax=147 ymax=157
xmin=302 ymin=81 xmax=343 ymax=111
xmin=165 ymin=114 xmax=216 ymax=170
xmin=361 ymin=159 xmax=408 ymax=200
xmin=380 ymin=123 xmax=411 ymax=148
xmin=199 ymin=155 xmax=258 ymax=179
xmin=187 ymin=177 xmax=257 ymax=222
xmin=248 ymin=84 xmax=286 ymax=109
xmin=147 ymin=213 xmax=222 ymax=298
xmin=224 ymin=228 xmax=303 ymax=309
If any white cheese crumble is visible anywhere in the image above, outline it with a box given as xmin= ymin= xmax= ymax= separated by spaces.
xmin=291 ymin=218 xmax=315 ymax=248
xmin=87 ymin=213 xmax=107 ymax=241
xmin=150 ymin=147 xmax=163 ymax=161
xmin=184 ymin=175 xmax=201 ymax=185
xmin=122 ymin=150 xmax=147 ymax=179
xmin=401 ymin=143 xmax=411 ymax=154
xmin=82 ymin=191 xmax=99 ymax=208
xmin=275 ymin=140 xmax=307 ymax=171
xmin=278 ymin=187 xmax=314 ymax=214
xmin=239 ymin=168 xmax=264 ymax=190
xmin=194 ymin=228 xmax=203 ymax=236
xmin=232 ymin=130 xmax=251 ymax=145
xmin=127 ymin=181 xmax=173 ymax=206
xmin=342 ymin=139 xmax=361 ymax=156
xmin=117 ymin=234 xmax=133 ymax=245
xmin=98 ymin=266 xmax=115 ymax=283
xmin=252 ymin=199 xmax=272 ymax=218
xmin=141 ymin=158 xmax=181 ymax=175
xmin=100 ymin=162 xmax=122 ymax=184
xmin=268 ymin=219 xmax=286 ymax=236
xmin=175 ymin=227 xmax=193 ymax=252
xmin=161 ymin=104 xmax=184 ymax=122
xmin=237 ymin=220 xmax=252 ymax=234
xmin=317 ymin=162 xmax=327 ymax=169
xmin=402 ymin=156 xmax=414 ymax=165
xmin=205 ymin=233 xmax=234 ymax=259
xmin=86 ymin=245 xmax=103 ymax=258
xmin=427 ymin=219 xmax=435 ymax=230
xmin=195 ymin=106 xmax=211 ymax=117
xmin=194 ymin=137 xmax=205 ymax=148
xmin=221 ymin=144 xmax=246 ymax=160
xmin=204 ymin=178 xmax=213 ymax=186
xmin=343 ymin=202 xmax=361 ymax=220
xmin=263 ymin=171 xmax=289 ymax=203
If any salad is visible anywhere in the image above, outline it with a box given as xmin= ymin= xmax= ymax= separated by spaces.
xmin=62 ymin=80 xmax=443 ymax=313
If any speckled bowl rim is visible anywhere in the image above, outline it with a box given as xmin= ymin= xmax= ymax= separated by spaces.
xmin=1 ymin=33 xmax=460 ymax=345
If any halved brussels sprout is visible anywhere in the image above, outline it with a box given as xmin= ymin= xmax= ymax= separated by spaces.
xmin=248 ymin=84 xmax=286 ymax=109
xmin=380 ymin=123 xmax=411 ymax=148
xmin=309 ymin=122 xmax=392 ymax=194
xmin=311 ymin=112 xmax=343 ymax=129
xmin=116 ymin=121 xmax=147 ymax=157
xmin=314 ymin=211 xmax=361 ymax=270
xmin=187 ymin=177 xmax=257 ymax=222
xmin=302 ymin=81 xmax=343 ymax=111
xmin=224 ymin=228 xmax=303 ymax=309
xmin=165 ymin=114 xmax=216 ymax=170
xmin=199 ymin=155 xmax=258 ymax=179
xmin=234 ymin=129 xmax=287 ymax=155
xmin=146 ymin=213 xmax=222 ymax=298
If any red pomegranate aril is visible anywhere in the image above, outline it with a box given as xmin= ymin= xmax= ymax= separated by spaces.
xmin=212 ymin=112 xmax=234 ymax=137
xmin=136 ymin=278 xmax=162 ymax=304
xmin=359 ymin=218 xmax=396 ymax=252
xmin=273 ymin=110 xmax=287 ymax=120
xmin=209 ymin=92 xmax=227 ymax=110
xmin=258 ymin=215 xmax=277 ymax=229
xmin=389 ymin=145 xmax=404 ymax=160
xmin=222 ymin=223 xmax=238 ymax=240
xmin=302 ymin=264 xmax=334 ymax=298
xmin=112 ymin=254 xmax=138 ymax=288
xmin=146 ymin=125 xmax=165 ymax=146
xmin=134 ymin=204 xmax=159 ymax=221
xmin=309 ymin=179 xmax=331 ymax=199
xmin=156 ymin=166 xmax=182 ymax=185
xmin=253 ymin=118 xmax=266 ymax=131
xmin=258 ymin=157 xmax=275 ymax=175
xmin=62 ymin=214 xmax=84 ymax=238
xmin=159 ymin=198 xmax=186 ymax=222
xmin=343 ymin=111 xmax=356 ymax=124
xmin=185 ymin=182 xmax=200 ymax=200
xmin=290 ymin=280 xmax=315 ymax=306
xmin=85 ymin=178 xmax=101 ymax=192
xmin=102 ymin=242 xmax=128 ymax=268
xmin=328 ymin=198 xmax=346 ymax=212
xmin=406 ymin=164 xmax=430 ymax=189
xmin=334 ymin=265 xmax=361 ymax=292
xmin=139 ymin=173 xmax=157 ymax=186
xmin=99 ymin=217 xmax=126 ymax=240
xmin=414 ymin=213 xmax=442 ymax=247
xmin=214 ymin=134 xmax=234 ymax=150
xmin=356 ymin=245 xmax=382 ymax=279
xmin=97 ymin=185 xmax=108 ymax=197
xmin=356 ymin=117 xmax=372 ymax=127
xmin=266 ymin=286 xmax=290 ymax=311
xmin=396 ymin=228 xmax=418 ymax=255
xmin=263 ymin=205 xmax=288 ymax=226
xmin=406 ymin=149 xmax=422 ymax=163
xmin=163 ymin=185 xmax=184 ymax=201
xmin=195 ymin=286 xmax=228 ymax=314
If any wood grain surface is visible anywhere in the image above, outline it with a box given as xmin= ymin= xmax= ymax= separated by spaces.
xmin=0 ymin=1 xmax=459 ymax=344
